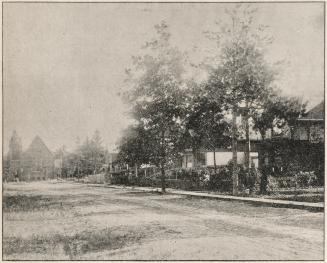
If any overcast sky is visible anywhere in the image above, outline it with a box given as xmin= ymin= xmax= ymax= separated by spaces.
xmin=3 ymin=2 xmax=324 ymax=153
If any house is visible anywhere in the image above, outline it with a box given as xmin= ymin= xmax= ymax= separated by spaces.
xmin=180 ymin=101 xmax=324 ymax=173
xmin=293 ymin=101 xmax=324 ymax=142
xmin=258 ymin=101 xmax=324 ymax=184
xmin=180 ymin=118 xmax=262 ymax=169
xmin=180 ymin=139 xmax=261 ymax=169
xmin=6 ymin=132 xmax=55 ymax=181
xmin=181 ymin=148 xmax=259 ymax=169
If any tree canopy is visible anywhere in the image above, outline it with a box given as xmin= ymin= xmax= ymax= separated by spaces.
xmin=122 ymin=21 xmax=189 ymax=191
xmin=117 ymin=6 xmax=309 ymax=194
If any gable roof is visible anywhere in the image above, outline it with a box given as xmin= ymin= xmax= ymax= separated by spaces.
xmin=23 ymin=136 xmax=53 ymax=158
xmin=298 ymin=101 xmax=324 ymax=121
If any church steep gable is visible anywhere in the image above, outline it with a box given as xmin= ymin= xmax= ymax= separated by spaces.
xmin=22 ymin=136 xmax=54 ymax=168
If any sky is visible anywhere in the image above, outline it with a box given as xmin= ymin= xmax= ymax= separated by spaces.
xmin=3 ymin=2 xmax=324 ymax=153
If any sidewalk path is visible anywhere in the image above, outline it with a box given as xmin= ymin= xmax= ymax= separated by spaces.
xmin=84 ymin=183 xmax=324 ymax=211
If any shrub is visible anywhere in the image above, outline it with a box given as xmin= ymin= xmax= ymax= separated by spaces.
xmin=207 ymin=166 xmax=233 ymax=192
xmin=111 ymin=173 xmax=129 ymax=185
xmin=267 ymin=170 xmax=319 ymax=191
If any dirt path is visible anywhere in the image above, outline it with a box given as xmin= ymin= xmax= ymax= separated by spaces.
xmin=3 ymin=181 xmax=324 ymax=260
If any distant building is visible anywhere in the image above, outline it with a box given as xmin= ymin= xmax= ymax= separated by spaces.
xmin=20 ymin=136 xmax=55 ymax=181
xmin=5 ymin=132 xmax=55 ymax=181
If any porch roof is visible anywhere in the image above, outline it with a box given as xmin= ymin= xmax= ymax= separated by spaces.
xmin=298 ymin=101 xmax=324 ymax=121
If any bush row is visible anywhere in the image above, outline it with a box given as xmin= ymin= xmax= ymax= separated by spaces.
xmin=111 ymin=166 xmax=240 ymax=193
xmin=267 ymin=171 xmax=321 ymax=191
xmin=110 ymin=166 xmax=322 ymax=194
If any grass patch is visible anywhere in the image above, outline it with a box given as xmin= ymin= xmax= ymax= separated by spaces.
xmin=3 ymin=223 xmax=182 ymax=260
xmin=2 ymin=194 xmax=98 ymax=213
xmin=61 ymin=228 xmax=145 ymax=258
xmin=2 ymin=195 xmax=66 ymax=212
xmin=3 ymin=228 xmax=145 ymax=259
xmin=3 ymin=235 xmax=61 ymax=256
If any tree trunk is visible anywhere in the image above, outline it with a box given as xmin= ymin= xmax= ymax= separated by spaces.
xmin=290 ymin=125 xmax=297 ymax=140
xmin=160 ymin=130 xmax=166 ymax=193
xmin=213 ymin=148 xmax=217 ymax=174
xmin=260 ymin=164 xmax=268 ymax=195
xmin=232 ymin=108 xmax=238 ymax=195
xmin=244 ymin=113 xmax=250 ymax=173
xmin=260 ymin=130 xmax=266 ymax=141
xmin=192 ymin=148 xmax=197 ymax=168
xmin=160 ymin=165 xmax=166 ymax=193
xmin=259 ymin=135 xmax=268 ymax=195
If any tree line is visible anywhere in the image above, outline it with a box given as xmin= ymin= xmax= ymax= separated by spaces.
xmin=54 ymin=130 xmax=108 ymax=178
xmin=117 ymin=5 xmax=306 ymax=194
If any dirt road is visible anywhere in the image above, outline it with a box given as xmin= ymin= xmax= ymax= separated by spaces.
xmin=3 ymin=181 xmax=324 ymax=260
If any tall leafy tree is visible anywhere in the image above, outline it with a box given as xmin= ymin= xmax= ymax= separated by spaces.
xmin=122 ymin=21 xmax=188 ymax=192
xmin=69 ymin=131 xmax=106 ymax=176
xmin=204 ymin=5 xmax=279 ymax=194
xmin=90 ymin=130 xmax=106 ymax=173
xmin=184 ymin=82 xmax=231 ymax=173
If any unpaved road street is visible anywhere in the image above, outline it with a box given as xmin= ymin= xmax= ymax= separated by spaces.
xmin=3 ymin=181 xmax=324 ymax=260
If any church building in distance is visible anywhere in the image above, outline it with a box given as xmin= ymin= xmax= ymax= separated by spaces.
xmin=5 ymin=131 xmax=55 ymax=181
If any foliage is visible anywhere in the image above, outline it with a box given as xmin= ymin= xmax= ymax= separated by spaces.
xmin=65 ymin=130 xmax=106 ymax=177
xmin=267 ymin=172 xmax=319 ymax=190
xmin=121 ymin=21 xmax=189 ymax=191
xmin=199 ymin=5 xmax=280 ymax=195
xmin=207 ymin=167 xmax=233 ymax=192
xmin=253 ymin=93 xmax=307 ymax=139
xmin=183 ymin=83 xmax=231 ymax=151
xmin=78 ymin=132 xmax=106 ymax=175
xmin=204 ymin=5 xmax=277 ymax=110
xmin=116 ymin=124 xmax=152 ymax=167
xmin=110 ymin=166 xmax=236 ymax=192
xmin=201 ymin=5 xmax=310 ymax=195
xmin=115 ymin=6 xmax=318 ymax=195
xmin=205 ymin=6 xmax=306 ymax=142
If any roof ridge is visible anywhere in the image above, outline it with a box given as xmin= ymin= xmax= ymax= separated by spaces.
xmin=24 ymin=136 xmax=53 ymax=157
